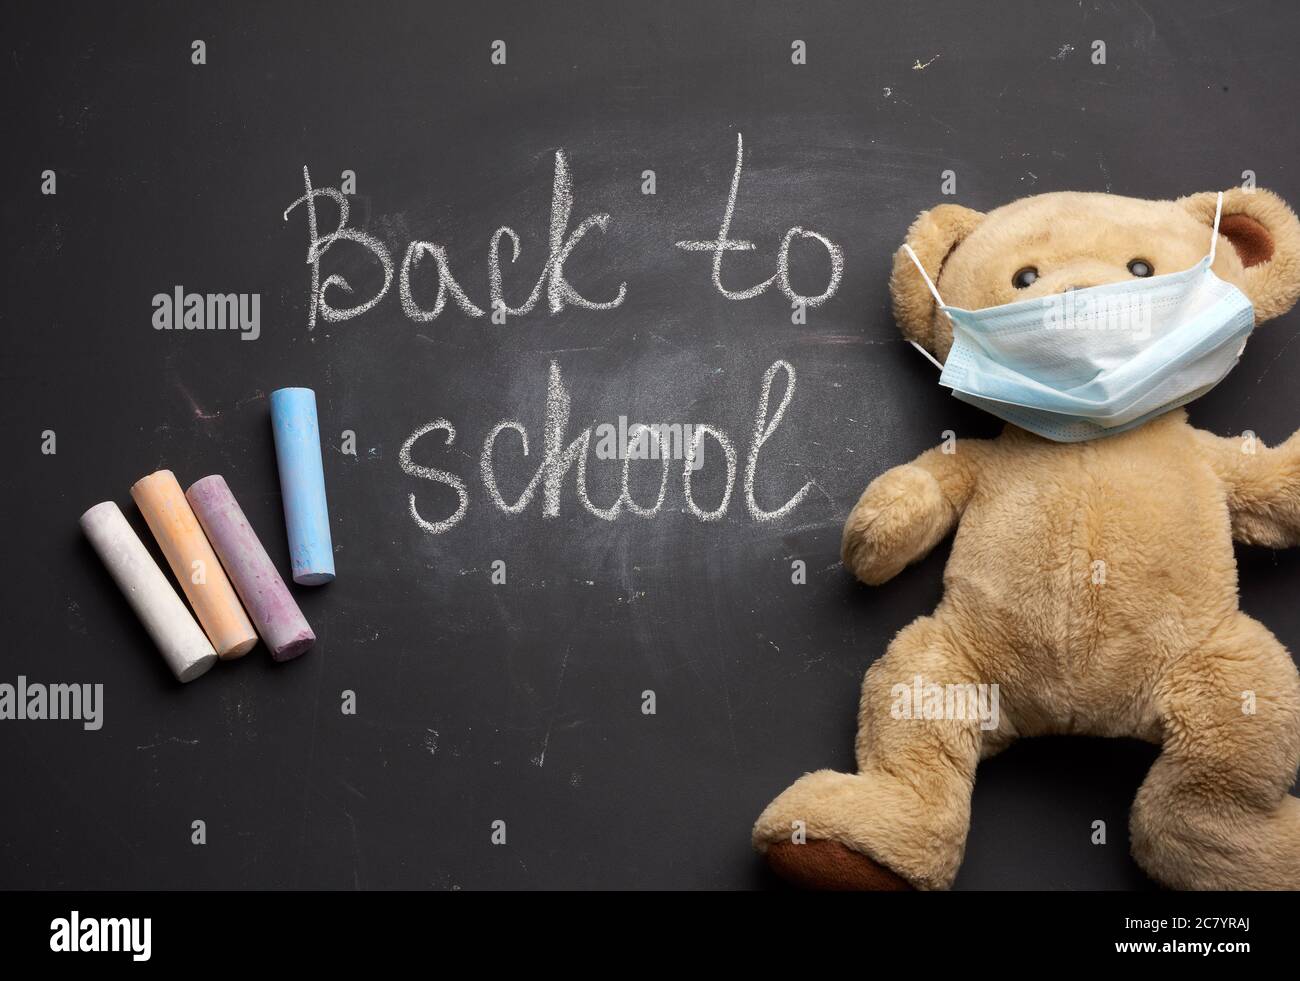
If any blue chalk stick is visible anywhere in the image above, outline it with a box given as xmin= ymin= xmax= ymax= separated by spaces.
xmin=270 ymin=387 xmax=335 ymax=585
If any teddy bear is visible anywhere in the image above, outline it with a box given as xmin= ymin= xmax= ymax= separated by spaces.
xmin=752 ymin=187 xmax=1300 ymax=890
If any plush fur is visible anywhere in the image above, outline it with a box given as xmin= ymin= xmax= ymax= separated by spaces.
xmin=753 ymin=188 xmax=1300 ymax=890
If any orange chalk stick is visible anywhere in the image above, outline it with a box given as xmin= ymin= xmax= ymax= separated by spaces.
xmin=131 ymin=469 xmax=258 ymax=659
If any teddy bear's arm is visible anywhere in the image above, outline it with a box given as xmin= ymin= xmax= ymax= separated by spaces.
xmin=1192 ymin=428 xmax=1300 ymax=547
xmin=841 ymin=444 xmax=982 ymax=585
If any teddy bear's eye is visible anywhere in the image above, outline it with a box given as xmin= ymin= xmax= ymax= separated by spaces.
xmin=1011 ymin=267 xmax=1038 ymax=289
xmin=1127 ymin=258 xmax=1154 ymax=277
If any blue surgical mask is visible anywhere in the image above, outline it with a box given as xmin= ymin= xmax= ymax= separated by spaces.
xmin=903 ymin=192 xmax=1255 ymax=442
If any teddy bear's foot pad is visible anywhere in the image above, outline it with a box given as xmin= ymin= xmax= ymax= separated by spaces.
xmin=766 ymin=839 xmax=914 ymax=891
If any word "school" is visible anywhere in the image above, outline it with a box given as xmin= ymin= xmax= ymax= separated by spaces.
xmin=400 ymin=359 xmax=812 ymax=535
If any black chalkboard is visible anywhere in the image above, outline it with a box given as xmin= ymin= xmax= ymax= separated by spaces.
xmin=4 ymin=0 xmax=1299 ymax=891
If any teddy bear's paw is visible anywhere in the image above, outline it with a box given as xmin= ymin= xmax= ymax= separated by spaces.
xmin=766 ymin=839 xmax=914 ymax=891
xmin=753 ymin=768 xmax=969 ymax=889
xmin=842 ymin=465 xmax=949 ymax=586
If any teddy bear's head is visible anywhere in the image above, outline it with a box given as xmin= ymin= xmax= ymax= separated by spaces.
xmin=892 ymin=188 xmax=1300 ymax=361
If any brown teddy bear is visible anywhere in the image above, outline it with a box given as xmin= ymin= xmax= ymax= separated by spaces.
xmin=752 ymin=187 xmax=1300 ymax=890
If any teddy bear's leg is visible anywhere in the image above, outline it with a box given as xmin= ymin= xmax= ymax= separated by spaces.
xmin=1131 ymin=612 xmax=1300 ymax=890
xmin=753 ymin=614 xmax=991 ymax=890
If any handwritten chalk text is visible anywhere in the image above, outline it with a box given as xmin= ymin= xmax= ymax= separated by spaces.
xmin=400 ymin=359 xmax=811 ymax=535
xmin=282 ymin=134 xmax=843 ymax=330
xmin=675 ymin=133 xmax=844 ymax=307
xmin=284 ymin=152 xmax=626 ymax=330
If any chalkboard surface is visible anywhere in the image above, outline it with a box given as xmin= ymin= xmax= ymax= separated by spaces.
xmin=4 ymin=0 xmax=1299 ymax=890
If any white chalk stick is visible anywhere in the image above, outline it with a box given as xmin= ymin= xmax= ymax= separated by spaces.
xmin=80 ymin=501 xmax=218 ymax=683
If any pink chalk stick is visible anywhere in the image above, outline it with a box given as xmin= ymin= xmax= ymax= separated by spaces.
xmin=185 ymin=475 xmax=315 ymax=662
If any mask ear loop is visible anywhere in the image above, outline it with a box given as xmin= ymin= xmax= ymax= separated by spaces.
xmin=1206 ymin=190 xmax=1250 ymax=357
xmin=1209 ymin=190 xmax=1224 ymax=264
xmin=901 ymin=244 xmax=949 ymax=370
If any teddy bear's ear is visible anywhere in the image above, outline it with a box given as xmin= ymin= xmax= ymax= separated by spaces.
xmin=1179 ymin=188 xmax=1300 ymax=322
xmin=890 ymin=204 xmax=985 ymax=352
